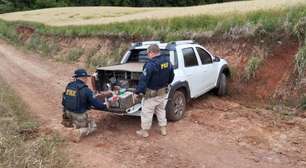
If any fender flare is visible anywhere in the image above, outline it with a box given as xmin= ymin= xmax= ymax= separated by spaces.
xmin=168 ymin=81 xmax=191 ymax=102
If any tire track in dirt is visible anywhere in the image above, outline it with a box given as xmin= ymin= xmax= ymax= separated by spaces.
xmin=0 ymin=39 xmax=305 ymax=168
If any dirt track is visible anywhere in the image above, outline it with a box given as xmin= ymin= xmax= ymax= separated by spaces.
xmin=0 ymin=39 xmax=306 ymax=168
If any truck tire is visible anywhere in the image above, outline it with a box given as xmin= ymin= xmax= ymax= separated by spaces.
xmin=166 ymin=90 xmax=186 ymax=121
xmin=216 ymin=73 xmax=227 ymax=96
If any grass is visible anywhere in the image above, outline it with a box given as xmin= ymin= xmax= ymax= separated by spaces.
xmin=0 ymin=78 xmax=71 ymax=168
xmin=299 ymin=95 xmax=306 ymax=110
xmin=294 ymin=16 xmax=306 ymax=46
xmin=0 ymin=0 xmax=305 ymax=26
xmin=26 ymin=34 xmax=60 ymax=57
xmin=244 ymin=55 xmax=264 ymax=81
xmin=295 ymin=44 xmax=306 ymax=79
xmin=86 ymin=43 xmax=128 ymax=67
xmin=66 ymin=47 xmax=84 ymax=62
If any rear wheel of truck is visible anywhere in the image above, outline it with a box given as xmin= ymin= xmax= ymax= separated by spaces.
xmin=166 ymin=90 xmax=186 ymax=121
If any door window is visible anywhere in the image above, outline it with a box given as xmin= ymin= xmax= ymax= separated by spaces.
xmin=196 ymin=47 xmax=212 ymax=65
xmin=182 ymin=48 xmax=199 ymax=67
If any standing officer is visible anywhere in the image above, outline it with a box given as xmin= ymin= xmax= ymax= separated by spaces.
xmin=62 ymin=68 xmax=108 ymax=142
xmin=135 ymin=44 xmax=175 ymax=138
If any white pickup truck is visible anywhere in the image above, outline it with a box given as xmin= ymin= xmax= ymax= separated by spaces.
xmin=93 ymin=40 xmax=230 ymax=121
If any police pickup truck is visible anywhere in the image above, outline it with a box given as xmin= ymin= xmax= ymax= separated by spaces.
xmin=92 ymin=40 xmax=230 ymax=121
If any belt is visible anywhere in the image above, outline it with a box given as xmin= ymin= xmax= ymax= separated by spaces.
xmin=145 ymin=87 xmax=168 ymax=98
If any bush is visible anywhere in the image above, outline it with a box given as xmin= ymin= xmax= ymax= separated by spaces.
xmin=244 ymin=55 xmax=263 ymax=81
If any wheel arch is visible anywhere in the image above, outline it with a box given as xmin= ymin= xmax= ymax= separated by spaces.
xmin=216 ymin=65 xmax=231 ymax=87
xmin=168 ymin=81 xmax=191 ymax=102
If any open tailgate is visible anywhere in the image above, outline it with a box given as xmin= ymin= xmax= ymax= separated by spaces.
xmin=97 ymin=63 xmax=144 ymax=72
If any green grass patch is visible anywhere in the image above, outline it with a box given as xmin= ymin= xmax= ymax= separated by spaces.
xmin=0 ymin=78 xmax=71 ymax=168
xmin=0 ymin=20 xmax=19 ymax=44
xmin=244 ymin=55 xmax=264 ymax=81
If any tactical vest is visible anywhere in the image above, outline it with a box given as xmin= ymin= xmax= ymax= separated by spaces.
xmin=62 ymin=81 xmax=87 ymax=113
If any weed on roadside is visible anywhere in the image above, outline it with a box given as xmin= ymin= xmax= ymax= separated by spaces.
xmin=295 ymin=45 xmax=306 ymax=79
xmin=26 ymin=34 xmax=59 ymax=57
xmin=244 ymin=55 xmax=264 ymax=81
xmin=294 ymin=17 xmax=306 ymax=46
xmin=66 ymin=47 xmax=84 ymax=62
xmin=299 ymin=95 xmax=306 ymax=110
xmin=86 ymin=43 xmax=128 ymax=68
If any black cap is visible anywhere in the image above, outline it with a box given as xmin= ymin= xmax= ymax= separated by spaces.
xmin=73 ymin=69 xmax=90 ymax=78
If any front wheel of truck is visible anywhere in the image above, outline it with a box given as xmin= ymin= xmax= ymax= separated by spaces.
xmin=166 ymin=90 xmax=186 ymax=121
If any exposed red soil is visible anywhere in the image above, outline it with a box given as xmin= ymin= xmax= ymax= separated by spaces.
xmin=203 ymin=38 xmax=299 ymax=105
xmin=236 ymin=41 xmax=298 ymax=102
xmin=0 ymin=34 xmax=305 ymax=168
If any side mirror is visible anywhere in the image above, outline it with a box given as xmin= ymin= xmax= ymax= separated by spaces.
xmin=213 ymin=56 xmax=221 ymax=62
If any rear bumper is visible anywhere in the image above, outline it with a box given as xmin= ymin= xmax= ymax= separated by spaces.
xmin=103 ymin=103 xmax=142 ymax=116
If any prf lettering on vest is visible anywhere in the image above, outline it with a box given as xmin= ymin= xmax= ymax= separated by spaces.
xmin=66 ymin=89 xmax=76 ymax=97
xmin=161 ymin=63 xmax=169 ymax=69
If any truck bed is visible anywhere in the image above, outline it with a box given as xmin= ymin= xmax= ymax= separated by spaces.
xmin=97 ymin=63 xmax=144 ymax=72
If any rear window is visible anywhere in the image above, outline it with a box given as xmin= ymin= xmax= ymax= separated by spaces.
xmin=127 ymin=49 xmax=170 ymax=63
xmin=126 ymin=49 xmax=177 ymax=69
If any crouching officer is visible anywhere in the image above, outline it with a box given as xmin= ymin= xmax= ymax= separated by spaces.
xmin=135 ymin=44 xmax=175 ymax=138
xmin=62 ymin=68 xmax=108 ymax=142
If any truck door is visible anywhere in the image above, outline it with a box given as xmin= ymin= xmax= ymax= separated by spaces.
xmin=195 ymin=47 xmax=217 ymax=91
xmin=181 ymin=47 xmax=203 ymax=97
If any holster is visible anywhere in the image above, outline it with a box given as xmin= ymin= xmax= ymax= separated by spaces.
xmin=145 ymin=88 xmax=168 ymax=99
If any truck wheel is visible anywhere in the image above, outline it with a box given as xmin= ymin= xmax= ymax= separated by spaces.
xmin=216 ymin=73 xmax=227 ymax=96
xmin=166 ymin=90 xmax=186 ymax=121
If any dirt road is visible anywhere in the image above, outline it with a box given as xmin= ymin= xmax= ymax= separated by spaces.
xmin=0 ymin=39 xmax=305 ymax=168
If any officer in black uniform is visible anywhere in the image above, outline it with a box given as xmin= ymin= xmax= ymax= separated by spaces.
xmin=62 ymin=69 xmax=108 ymax=142
xmin=135 ymin=44 xmax=174 ymax=138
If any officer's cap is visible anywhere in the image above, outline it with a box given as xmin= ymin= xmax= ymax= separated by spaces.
xmin=73 ymin=69 xmax=91 ymax=78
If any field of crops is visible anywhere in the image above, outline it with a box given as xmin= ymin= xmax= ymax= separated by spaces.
xmin=0 ymin=0 xmax=305 ymax=26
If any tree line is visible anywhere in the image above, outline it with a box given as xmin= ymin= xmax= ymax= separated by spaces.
xmin=0 ymin=0 xmax=239 ymax=13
